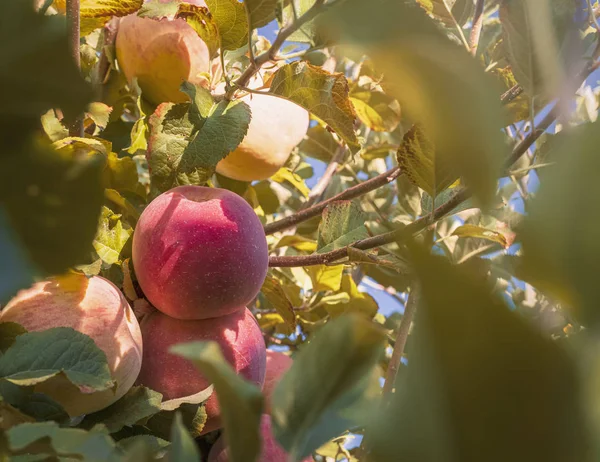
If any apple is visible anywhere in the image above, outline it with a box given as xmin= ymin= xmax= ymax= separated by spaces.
xmin=263 ymin=350 xmax=293 ymax=413
xmin=132 ymin=185 xmax=268 ymax=320
xmin=135 ymin=307 xmax=266 ymax=434
xmin=115 ymin=0 xmax=211 ymax=105
xmin=215 ymin=91 xmax=310 ymax=182
xmin=208 ymin=414 xmax=313 ymax=462
xmin=0 ymin=274 xmax=143 ymax=417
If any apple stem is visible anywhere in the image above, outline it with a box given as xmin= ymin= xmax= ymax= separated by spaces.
xmin=66 ymin=0 xmax=84 ymax=137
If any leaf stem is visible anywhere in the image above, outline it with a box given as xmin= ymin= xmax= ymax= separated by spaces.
xmin=469 ymin=0 xmax=485 ymax=56
xmin=66 ymin=0 xmax=84 ymax=137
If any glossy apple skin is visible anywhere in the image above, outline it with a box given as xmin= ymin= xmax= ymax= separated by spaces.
xmin=132 ymin=185 xmax=268 ymax=320
xmin=115 ymin=0 xmax=210 ymax=105
xmin=0 ymin=275 xmax=143 ymax=417
xmin=135 ymin=308 xmax=266 ymax=434
xmin=208 ymin=414 xmax=313 ymax=462
xmin=263 ymin=350 xmax=293 ymax=413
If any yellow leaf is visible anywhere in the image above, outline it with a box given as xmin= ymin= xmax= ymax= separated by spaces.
xmin=307 ymin=265 xmax=344 ymax=292
xmin=271 ymin=168 xmax=310 ymax=198
xmin=452 ymin=224 xmax=508 ymax=248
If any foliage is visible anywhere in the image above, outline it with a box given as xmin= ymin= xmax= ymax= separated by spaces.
xmin=1 ymin=0 xmax=600 ymax=460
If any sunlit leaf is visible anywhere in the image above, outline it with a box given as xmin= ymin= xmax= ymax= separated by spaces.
xmin=307 ymin=265 xmax=344 ymax=292
xmin=271 ymin=168 xmax=310 ymax=197
xmin=452 ymin=224 xmax=508 ymax=248
xmin=350 ymin=89 xmax=401 ymax=132
xmin=245 ymin=0 xmax=278 ymax=29
xmin=205 ymin=0 xmax=249 ymax=50
xmin=93 ymin=206 xmax=133 ymax=266
xmin=316 ymin=201 xmax=369 ymax=254
xmin=176 ymin=3 xmax=220 ymax=57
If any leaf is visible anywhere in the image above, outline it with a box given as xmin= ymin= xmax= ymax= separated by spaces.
xmin=6 ymin=421 xmax=119 ymax=461
xmin=0 ymin=0 xmax=92 ymax=120
xmin=425 ymin=0 xmax=474 ymax=27
xmin=175 ymin=3 xmax=220 ymax=57
xmin=81 ymin=386 xmax=162 ymax=433
xmin=324 ymin=274 xmax=378 ymax=319
xmin=319 ymin=0 xmax=506 ymax=206
xmin=0 ymin=380 xmax=69 ymax=422
xmin=117 ymin=435 xmax=170 ymax=454
xmin=93 ymin=206 xmax=133 ymax=266
xmin=41 ymin=109 xmax=68 ymax=142
xmin=274 ymin=235 xmax=318 ymax=253
xmin=137 ymin=0 xmax=180 ymax=18
xmin=0 ymin=327 xmax=114 ymax=394
xmin=147 ymin=86 xmax=251 ymax=193
xmin=168 ymin=413 xmax=201 ymax=462
xmin=307 ymin=265 xmax=344 ymax=292
xmin=279 ymin=0 xmax=320 ymax=43
xmin=0 ymin=322 xmax=27 ymax=354
xmin=104 ymin=152 xmax=143 ymax=196
xmin=396 ymin=124 xmax=456 ymax=199
xmin=244 ymin=0 xmax=278 ymax=29
xmin=271 ymin=168 xmax=310 ymax=197
xmin=298 ymin=124 xmax=339 ymax=163
xmin=205 ymin=0 xmax=249 ymax=51
xmin=261 ymin=276 xmax=297 ymax=335
xmin=171 ymin=342 xmax=263 ymax=462
xmin=367 ymin=246 xmax=588 ymax=462
xmin=349 ymin=89 xmax=401 ymax=132
xmin=55 ymin=0 xmax=143 ymax=34
xmin=0 ymin=397 xmax=35 ymax=431
xmin=1 ymin=141 xmax=105 ymax=275
xmin=519 ymin=122 xmax=600 ymax=327
xmin=452 ymin=224 xmax=508 ymax=248
xmin=271 ymin=314 xmax=386 ymax=460
xmin=85 ymin=102 xmax=112 ymax=132
xmin=269 ymin=62 xmax=359 ymax=149
xmin=316 ymin=201 xmax=369 ymax=254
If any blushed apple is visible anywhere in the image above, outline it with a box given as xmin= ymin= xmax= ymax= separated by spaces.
xmin=135 ymin=307 xmax=266 ymax=434
xmin=263 ymin=350 xmax=293 ymax=413
xmin=0 ymin=274 xmax=143 ymax=417
xmin=132 ymin=185 xmax=268 ymax=320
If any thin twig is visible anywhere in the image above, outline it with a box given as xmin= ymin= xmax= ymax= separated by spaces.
xmin=66 ymin=0 xmax=84 ymax=137
xmin=469 ymin=0 xmax=485 ymax=56
xmin=263 ymin=166 xmax=402 ymax=235
xmin=304 ymin=145 xmax=346 ymax=208
xmin=382 ymin=284 xmax=419 ymax=397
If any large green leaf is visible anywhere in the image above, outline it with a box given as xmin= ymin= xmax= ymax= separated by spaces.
xmin=244 ymin=0 xmax=278 ymax=29
xmin=269 ymin=62 xmax=359 ymax=149
xmin=271 ymin=314 xmax=386 ymax=460
xmin=319 ymin=0 xmax=506 ymax=206
xmin=205 ymin=0 xmax=249 ymax=50
xmin=168 ymin=412 xmax=201 ymax=462
xmin=171 ymin=342 xmax=263 ymax=462
xmin=368 ymin=247 xmax=588 ymax=462
xmin=316 ymin=201 xmax=369 ymax=254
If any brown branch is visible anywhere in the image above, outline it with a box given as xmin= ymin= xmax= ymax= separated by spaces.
xmin=469 ymin=0 xmax=485 ymax=56
xmin=66 ymin=0 xmax=84 ymax=137
xmin=382 ymin=284 xmax=419 ymax=397
xmin=263 ymin=166 xmax=402 ymax=235
xmin=226 ymin=0 xmax=328 ymax=99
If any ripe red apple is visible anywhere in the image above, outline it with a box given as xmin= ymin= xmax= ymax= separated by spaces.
xmin=115 ymin=0 xmax=211 ymax=105
xmin=132 ymin=185 xmax=268 ymax=320
xmin=263 ymin=350 xmax=293 ymax=413
xmin=208 ymin=414 xmax=313 ymax=462
xmin=0 ymin=274 xmax=143 ymax=417
xmin=135 ymin=307 xmax=266 ymax=434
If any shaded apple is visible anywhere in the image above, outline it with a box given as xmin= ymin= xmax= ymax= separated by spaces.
xmin=132 ymin=185 xmax=268 ymax=320
xmin=263 ymin=350 xmax=293 ymax=413
xmin=115 ymin=0 xmax=211 ymax=105
xmin=208 ymin=414 xmax=313 ymax=462
xmin=135 ymin=307 xmax=266 ymax=434
xmin=0 ymin=274 xmax=143 ymax=417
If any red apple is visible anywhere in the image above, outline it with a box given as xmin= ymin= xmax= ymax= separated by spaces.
xmin=132 ymin=185 xmax=268 ymax=320
xmin=115 ymin=0 xmax=211 ymax=105
xmin=208 ymin=414 xmax=313 ymax=462
xmin=0 ymin=274 xmax=143 ymax=417
xmin=135 ymin=307 xmax=266 ymax=434
xmin=263 ymin=350 xmax=293 ymax=413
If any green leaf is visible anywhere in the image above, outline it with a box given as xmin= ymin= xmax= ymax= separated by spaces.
xmin=316 ymin=201 xmax=369 ymax=254
xmin=6 ymin=421 xmax=119 ymax=461
xmin=168 ymin=412 xmax=201 ymax=462
xmin=41 ymin=109 xmax=68 ymax=142
xmin=175 ymin=3 xmax=220 ymax=57
xmin=93 ymin=206 xmax=133 ymax=266
xmin=452 ymin=224 xmax=508 ymax=248
xmin=349 ymin=89 xmax=401 ymax=132
xmin=269 ymin=62 xmax=359 ymax=149
xmin=324 ymin=274 xmax=378 ymax=319
xmin=368 ymin=247 xmax=587 ymax=461
xmin=271 ymin=168 xmax=310 ymax=198
xmin=0 ymin=397 xmax=35 ymax=431
xmin=261 ymin=276 xmax=297 ymax=335
xmin=425 ymin=0 xmax=474 ymax=27
xmin=170 ymin=342 xmax=263 ymax=462
xmin=0 ymin=380 xmax=69 ymax=422
xmin=0 ymin=322 xmax=27 ymax=354
xmin=244 ymin=0 xmax=278 ymax=29
xmin=137 ymin=0 xmax=179 ymax=18
xmin=520 ymin=122 xmax=600 ymax=327
xmin=0 ymin=327 xmax=114 ymax=393
xmin=396 ymin=124 xmax=456 ymax=199
xmin=307 ymin=265 xmax=344 ymax=292
xmin=0 ymin=0 xmax=92 ymax=121
xmin=117 ymin=435 xmax=170 ymax=454
xmin=205 ymin=0 xmax=249 ymax=50
xmin=104 ymin=152 xmax=144 ymax=197
xmin=279 ymin=0 xmax=320 ymax=43
xmin=81 ymin=386 xmax=162 ymax=433
xmin=271 ymin=313 xmax=386 ymax=460
xmin=319 ymin=0 xmax=506 ymax=206
xmin=298 ymin=124 xmax=339 ymax=163
xmin=1 ymin=141 xmax=105 ymax=275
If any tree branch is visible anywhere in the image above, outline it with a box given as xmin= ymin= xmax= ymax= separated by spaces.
xmin=469 ymin=0 xmax=485 ymax=56
xmin=226 ymin=0 xmax=328 ymax=99
xmin=382 ymin=284 xmax=419 ymax=397
xmin=66 ymin=0 xmax=84 ymax=137
xmin=263 ymin=166 xmax=402 ymax=235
